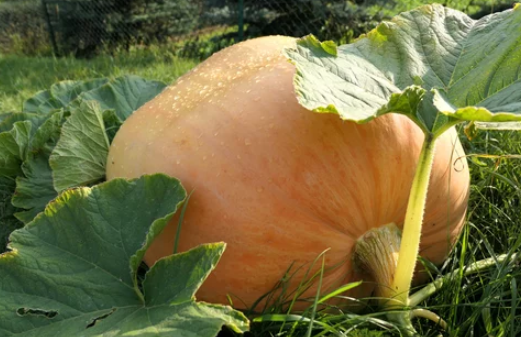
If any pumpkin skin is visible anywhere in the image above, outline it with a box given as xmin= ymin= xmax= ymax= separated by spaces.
xmin=106 ymin=36 xmax=470 ymax=309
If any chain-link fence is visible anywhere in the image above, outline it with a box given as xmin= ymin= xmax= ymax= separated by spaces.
xmin=0 ymin=0 xmax=516 ymax=59
xmin=41 ymin=0 xmax=213 ymax=57
xmin=38 ymin=0 xmax=369 ymax=58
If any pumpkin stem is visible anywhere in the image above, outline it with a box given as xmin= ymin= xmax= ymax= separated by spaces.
xmin=391 ymin=134 xmax=438 ymax=307
xmin=353 ymin=223 xmax=402 ymax=307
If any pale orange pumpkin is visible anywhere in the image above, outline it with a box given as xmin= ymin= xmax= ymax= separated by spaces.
xmin=106 ymin=36 xmax=470 ymax=310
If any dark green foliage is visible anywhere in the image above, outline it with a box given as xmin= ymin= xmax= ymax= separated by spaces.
xmin=0 ymin=176 xmax=23 ymax=251
xmin=130 ymin=0 xmax=201 ymax=41
xmin=176 ymin=30 xmax=237 ymax=60
xmin=245 ymin=0 xmax=328 ymax=38
xmin=0 ymin=1 xmax=51 ymax=55
xmin=48 ymin=0 xmax=201 ymax=57
xmin=239 ymin=0 xmax=383 ymax=43
xmin=319 ymin=2 xmax=384 ymax=44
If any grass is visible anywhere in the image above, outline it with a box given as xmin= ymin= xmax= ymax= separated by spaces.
xmin=0 ymin=47 xmax=198 ymax=112
xmin=1 ymin=53 xmax=521 ymax=337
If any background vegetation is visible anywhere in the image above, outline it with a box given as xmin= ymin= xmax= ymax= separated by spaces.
xmin=0 ymin=0 xmax=515 ymax=58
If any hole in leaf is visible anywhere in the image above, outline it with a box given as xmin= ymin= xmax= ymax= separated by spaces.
xmin=86 ymin=308 xmax=117 ymax=328
xmin=137 ymin=261 xmax=150 ymax=293
xmin=16 ymin=307 xmax=58 ymax=319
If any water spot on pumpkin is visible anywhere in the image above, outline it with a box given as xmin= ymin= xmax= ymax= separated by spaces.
xmin=237 ymin=155 xmax=241 ymax=160
xmin=244 ymin=138 xmax=252 ymax=146
xmin=257 ymin=187 xmax=264 ymax=193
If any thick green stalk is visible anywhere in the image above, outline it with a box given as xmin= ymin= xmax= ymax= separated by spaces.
xmin=391 ymin=134 xmax=438 ymax=306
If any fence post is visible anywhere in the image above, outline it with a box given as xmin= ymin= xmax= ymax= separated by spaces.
xmin=41 ymin=0 xmax=59 ymax=56
xmin=238 ymin=0 xmax=244 ymax=41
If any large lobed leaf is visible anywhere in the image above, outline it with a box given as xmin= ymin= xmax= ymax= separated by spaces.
xmin=0 ymin=75 xmax=166 ymax=231
xmin=23 ymin=78 xmax=110 ymax=115
xmin=0 ymin=174 xmax=248 ymax=336
xmin=49 ymin=99 xmax=110 ymax=191
xmin=285 ymin=4 xmax=521 ymax=132
xmin=0 ymin=176 xmax=21 ymax=252
xmin=79 ymin=75 xmax=167 ymax=121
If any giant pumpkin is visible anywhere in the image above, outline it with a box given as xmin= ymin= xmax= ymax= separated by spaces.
xmin=106 ymin=36 xmax=470 ymax=310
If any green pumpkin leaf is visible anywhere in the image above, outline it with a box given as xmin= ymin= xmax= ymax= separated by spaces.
xmin=0 ymin=176 xmax=22 ymax=251
xmin=0 ymin=131 xmax=23 ymax=177
xmin=78 ymin=75 xmax=166 ymax=120
xmin=23 ymin=78 xmax=109 ymax=114
xmin=0 ymin=112 xmax=13 ymax=122
xmin=0 ymin=113 xmax=38 ymax=133
xmin=0 ymin=113 xmax=64 ymax=244
xmin=9 ymin=111 xmax=65 ymax=224
xmin=464 ymin=120 xmax=521 ymax=140
xmin=23 ymin=91 xmax=62 ymax=115
xmin=473 ymin=122 xmax=521 ymax=131
xmin=50 ymin=78 xmax=110 ymax=108
xmin=144 ymin=243 xmax=226 ymax=306
xmin=0 ymin=111 xmax=64 ymax=178
xmin=1 ymin=76 xmax=167 ymax=248
xmin=12 ymin=154 xmax=57 ymax=224
xmin=285 ymin=4 xmax=521 ymax=132
xmin=0 ymin=174 xmax=249 ymax=336
xmin=0 ymin=121 xmax=33 ymax=177
xmin=50 ymin=99 xmax=110 ymax=192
